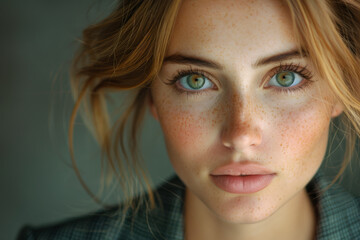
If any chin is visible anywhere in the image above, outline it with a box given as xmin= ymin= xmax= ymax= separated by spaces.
xmin=215 ymin=208 xmax=276 ymax=225
xmin=205 ymin=194 xmax=281 ymax=225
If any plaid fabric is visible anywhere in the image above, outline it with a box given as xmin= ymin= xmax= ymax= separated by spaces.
xmin=17 ymin=172 xmax=360 ymax=240
xmin=308 ymin=173 xmax=360 ymax=239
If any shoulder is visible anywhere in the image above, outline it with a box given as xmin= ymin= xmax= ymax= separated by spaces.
xmin=17 ymin=206 xmax=123 ymax=240
xmin=308 ymin=173 xmax=360 ymax=240
xmin=17 ymin=175 xmax=185 ymax=240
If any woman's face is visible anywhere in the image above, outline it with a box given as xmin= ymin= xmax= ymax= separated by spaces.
xmin=149 ymin=0 xmax=343 ymax=223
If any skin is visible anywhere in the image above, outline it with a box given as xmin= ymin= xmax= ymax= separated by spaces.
xmin=148 ymin=0 xmax=343 ymax=239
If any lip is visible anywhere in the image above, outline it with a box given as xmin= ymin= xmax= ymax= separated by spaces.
xmin=211 ymin=162 xmax=274 ymax=176
xmin=210 ymin=162 xmax=276 ymax=194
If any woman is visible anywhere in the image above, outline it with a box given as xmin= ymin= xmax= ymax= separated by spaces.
xmin=18 ymin=0 xmax=360 ymax=239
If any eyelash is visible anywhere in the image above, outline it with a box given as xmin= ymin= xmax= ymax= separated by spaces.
xmin=265 ymin=63 xmax=314 ymax=94
xmin=164 ymin=67 xmax=215 ymax=96
xmin=164 ymin=63 xmax=314 ymax=96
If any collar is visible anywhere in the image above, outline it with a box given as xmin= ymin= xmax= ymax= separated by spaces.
xmin=112 ymin=172 xmax=360 ymax=239
xmin=307 ymin=172 xmax=360 ymax=239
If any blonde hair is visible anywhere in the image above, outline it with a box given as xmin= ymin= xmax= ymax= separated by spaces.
xmin=69 ymin=0 xmax=182 ymax=215
xmin=69 ymin=0 xmax=360 ymax=215
xmin=286 ymin=0 xmax=360 ymax=183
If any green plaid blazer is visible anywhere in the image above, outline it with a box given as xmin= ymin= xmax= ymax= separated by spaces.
xmin=17 ymin=172 xmax=360 ymax=240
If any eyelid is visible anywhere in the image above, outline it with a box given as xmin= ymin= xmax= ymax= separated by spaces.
xmin=166 ymin=67 xmax=220 ymax=90
xmin=260 ymin=63 xmax=313 ymax=88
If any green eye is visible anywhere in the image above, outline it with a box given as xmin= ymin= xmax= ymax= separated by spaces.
xmin=186 ymin=74 xmax=206 ymax=89
xmin=276 ymin=71 xmax=295 ymax=87
xmin=267 ymin=70 xmax=304 ymax=89
xmin=176 ymin=72 xmax=214 ymax=93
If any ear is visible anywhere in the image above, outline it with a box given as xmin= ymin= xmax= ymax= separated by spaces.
xmin=147 ymin=91 xmax=159 ymax=121
xmin=331 ymin=100 xmax=344 ymax=118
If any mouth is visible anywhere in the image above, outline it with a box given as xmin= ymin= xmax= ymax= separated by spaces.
xmin=211 ymin=162 xmax=274 ymax=176
xmin=210 ymin=162 xmax=276 ymax=194
xmin=210 ymin=174 xmax=275 ymax=194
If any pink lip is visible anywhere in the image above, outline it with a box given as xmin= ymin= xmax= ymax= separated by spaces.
xmin=210 ymin=162 xmax=276 ymax=194
xmin=211 ymin=162 xmax=274 ymax=176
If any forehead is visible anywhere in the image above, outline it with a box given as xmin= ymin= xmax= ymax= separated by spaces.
xmin=167 ymin=0 xmax=296 ymax=64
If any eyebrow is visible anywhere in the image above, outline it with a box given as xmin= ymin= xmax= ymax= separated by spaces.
xmin=163 ymin=49 xmax=305 ymax=69
xmin=253 ymin=49 xmax=305 ymax=67
xmin=163 ymin=54 xmax=223 ymax=70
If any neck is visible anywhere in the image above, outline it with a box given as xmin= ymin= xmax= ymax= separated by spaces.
xmin=184 ymin=189 xmax=316 ymax=240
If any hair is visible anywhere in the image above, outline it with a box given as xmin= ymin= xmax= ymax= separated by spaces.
xmin=69 ymin=0 xmax=360 ymax=217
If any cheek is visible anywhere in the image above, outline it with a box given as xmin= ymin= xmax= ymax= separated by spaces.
xmin=159 ymin=109 xmax=205 ymax=147
xmin=273 ymin=102 xmax=331 ymax=175
xmin=155 ymin=100 xmax=215 ymax=160
xmin=155 ymin=103 xmax=215 ymax=178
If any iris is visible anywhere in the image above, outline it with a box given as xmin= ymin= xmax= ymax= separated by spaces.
xmin=186 ymin=74 xmax=206 ymax=89
xmin=276 ymin=71 xmax=295 ymax=87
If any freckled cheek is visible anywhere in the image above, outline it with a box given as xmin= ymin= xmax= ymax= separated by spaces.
xmin=157 ymin=105 xmax=212 ymax=154
xmin=275 ymin=106 xmax=331 ymax=172
xmin=155 ymin=103 xmax=217 ymax=178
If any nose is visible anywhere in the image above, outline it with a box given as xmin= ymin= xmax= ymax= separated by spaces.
xmin=220 ymin=94 xmax=262 ymax=151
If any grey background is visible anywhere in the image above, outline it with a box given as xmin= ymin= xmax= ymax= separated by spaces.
xmin=1 ymin=1 xmax=359 ymax=239
xmin=1 ymin=1 xmax=174 ymax=239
